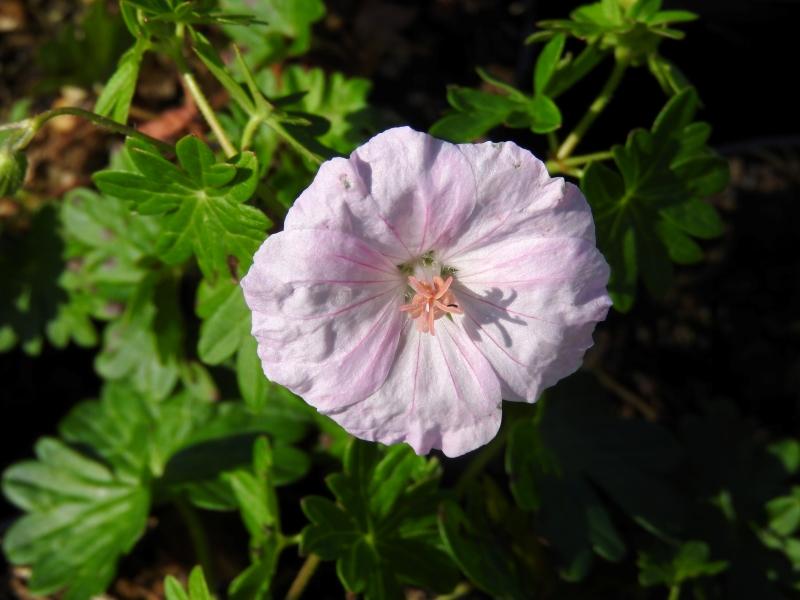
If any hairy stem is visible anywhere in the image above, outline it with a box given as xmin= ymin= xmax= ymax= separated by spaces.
xmin=668 ymin=583 xmax=681 ymax=600
xmin=284 ymin=554 xmax=321 ymax=600
xmin=181 ymin=70 xmax=237 ymax=157
xmin=171 ymin=31 xmax=237 ymax=158
xmin=556 ymin=58 xmax=628 ymax=161
xmin=546 ymin=150 xmax=614 ymax=174
xmin=240 ymin=116 xmax=262 ymax=151
xmin=0 ymin=108 xmax=174 ymax=154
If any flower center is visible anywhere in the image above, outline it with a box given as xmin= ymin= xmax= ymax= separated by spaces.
xmin=399 ymin=275 xmax=464 ymax=335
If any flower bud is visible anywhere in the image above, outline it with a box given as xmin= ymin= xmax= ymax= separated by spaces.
xmin=0 ymin=149 xmax=27 ymax=197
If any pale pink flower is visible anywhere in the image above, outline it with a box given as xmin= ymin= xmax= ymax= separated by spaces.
xmin=241 ymin=127 xmax=611 ymax=457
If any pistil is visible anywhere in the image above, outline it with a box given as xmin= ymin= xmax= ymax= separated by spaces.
xmin=399 ymin=275 xmax=464 ymax=335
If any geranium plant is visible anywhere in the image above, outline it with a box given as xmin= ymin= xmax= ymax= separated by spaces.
xmin=1 ymin=1 xmax=796 ymax=600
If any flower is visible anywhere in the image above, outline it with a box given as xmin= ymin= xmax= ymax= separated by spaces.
xmin=241 ymin=127 xmax=611 ymax=457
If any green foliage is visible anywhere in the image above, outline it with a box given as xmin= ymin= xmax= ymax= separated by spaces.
xmin=165 ymin=566 xmax=214 ymax=600
xmin=430 ymin=37 xmax=565 ymax=142
xmin=257 ymin=65 xmax=375 ymax=154
xmin=533 ymin=0 xmax=697 ymax=63
xmin=95 ymin=37 xmax=150 ymax=124
xmin=582 ymin=87 xmax=728 ymax=310
xmin=301 ymin=440 xmax=459 ymax=599
xmin=0 ymin=148 xmax=27 ymax=197
xmin=638 ymin=541 xmax=728 ymax=589
xmin=438 ymin=479 xmax=537 ymax=599
xmin=225 ymin=438 xmax=282 ymax=599
xmin=0 ymin=205 xmax=94 ymax=355
xmin=220 ymin=0 xmax=325 ymax=65
xmin=3 ymin=380 xmax=313 ymax=599
xmin=2 ymin=438 xmax=150 ymax=600
xmin=94 ymin=136 xmax=268 ymax=280
xmin=2 ymin=1 xmax=792 ymax=599
xmin=36 ymin=0 xmax=132 ymax=90
xmin=506 ymin=375 xmax=683 ymax=580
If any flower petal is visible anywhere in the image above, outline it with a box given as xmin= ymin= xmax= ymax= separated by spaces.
xmin=286 ymin=127 xmax=478 ymax=261
xmin=440 ymin=141 xmax=595 ymax=262
xmin=452 ymin=236 xmax=611 ymax=402
xmin=241 ymin=229 xmax=405 ymax=407
xmin=325 ymin=318 xmax=502 ymax=458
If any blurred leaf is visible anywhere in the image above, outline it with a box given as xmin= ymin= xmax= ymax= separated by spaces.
xmin=220 ymin=0 xmax=325 ymax=64
xmin=165 ymin=566 xmax=214 ymax=600
xmin=582 ymin=87 xmax=728 ymax=310
xmin=430 ymin=68 xmax=561 ymax=142
xmin=95 ymin=37 xmax=150 ymax=124
xmin=196 ymin=277 xmax=251 ymax=365
xmin=226 ymin=438 xmax=282 ymax=600
xmin=95 ymin=272 xmax=181 ymax=400
xmin=94 ymin=136 xmax=267 ymax=280
xmin=301 ymin=440 xmax=458 ymax=598
xmin=37 ymin=1 xmax=132 ymax=90
xmin=257 ymin=66 xmax=374 ymax=154
xmin=506 ymin=374 xmax=684 ymax=580
xmin=438 ymin=499 xmax=530 ymax=598
xmin=535 ymin=0 xmax=696 ymax=63
xmin=681 ymin=401 xmax=797 ymax=596
xmin=59 ymin=382 xmax=212 ymax=479
xmin=2 ymin=438 xmax=150 ymax=600
xmin=534 ymin=33 xmax=566 ymax=94
xmin=61 ymin=188 xmax=160 ymax=322
xmin=638 ymin=541 xmax=728 ymax=588
xmin=0 ymin=205 xmax=88 ymax=355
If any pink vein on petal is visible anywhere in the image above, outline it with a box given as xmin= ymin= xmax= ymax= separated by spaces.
xmin=287 ymin=289 xmax=397 ymax=321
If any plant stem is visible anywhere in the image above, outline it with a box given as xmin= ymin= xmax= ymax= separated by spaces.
xmin=284 ymin=554 xmax=321 ymax=600
xmin=556 ymin=58 xmax=628 ymax=161
xmin=175 ymin=499 xmax=216 ymax=589
xmin=546 ymin=150 xmax=614 ymax=174
xmin=181 ymin=70 xmax=237 ymax=158
xmin=240 ymin=116 xmax=261 ymax=151
xmin=0 ymin=108 xmax=174 ymax=154
xmin=434 ymin=582 xmax=472 ymax=599
xmin=170 ymin=31 xmax=237 ymax=158
xmin=667 ymin=583 xmax=681 ymax=600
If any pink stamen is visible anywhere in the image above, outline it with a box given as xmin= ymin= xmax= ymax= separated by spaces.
xmin=400 ymin=275 xmax=464 ymax=335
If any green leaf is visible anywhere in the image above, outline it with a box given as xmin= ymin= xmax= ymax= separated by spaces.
xmin=226 ymin=439 xmax=282 ymax=600
xmin=95 ymin=273 xmax=181 ymax=400
xmin=94 ymin=136 xmax=267 ymax=280
xmin=95 ymin=37 xmax=149 ymax=124
xmin=638 ymin=541 xmax=728 ymax=588
xmin=257 ymin=65 xmax=374 ymax=154
xmin=2 ymin=438 xmax=150 ymax=600
xmin=529 ymin=94 xmax=562 ymax=133
xmin=196 ymin=277 xmax=251 ymax=365
xmin=534 ymin=33 xmax=566 ymax=94
xmin=438 ymin=500 xmax=529 ymax=598
xmin=506 ymin=374 xmax=684 ymax=579
xmin=767 ymin=487 xmax=800 ymax=537
xmin=220 ymin=0 xmax=325 ymax=64
xmin=581 ymin=87 xmax=728 ymax=309
xmin=301 ymin=440 xmax=458 ymax=598
xmin=165 ymin=566 xmax=214 ymax=600
xmin=0 ymin=205 xmax=78 ymax=355
xmin=647 ymin=52 xmax=691 ymax=95
xmin=647 ymin=10 xmax=698 ymax=26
